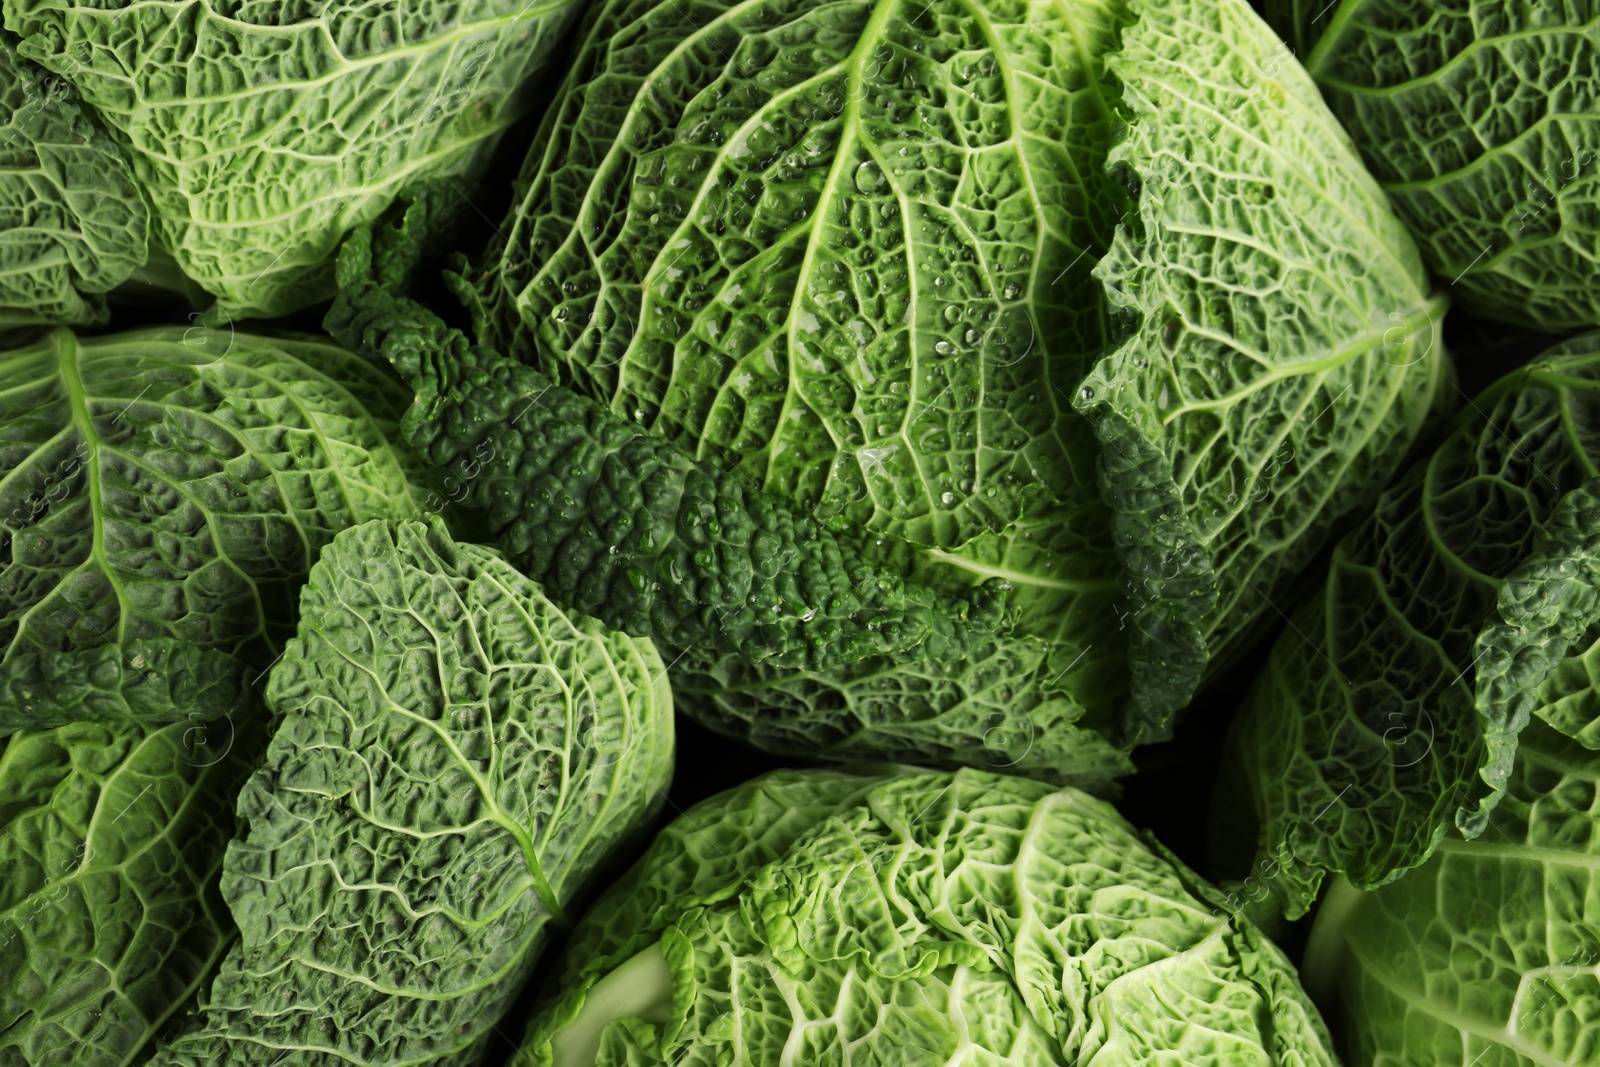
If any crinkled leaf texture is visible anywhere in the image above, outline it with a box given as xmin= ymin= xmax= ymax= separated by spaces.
xmin=1220 ymin=332 xmax=1600 ymax=919
xmin=1074 ymin=0 xmax=1448 ymax=736
xmin=672 ymin=628 xmax=1134 ymax=788
xmin=0 ymin=714 xmax=263 ymax=1067
xmin=0 ymin=326 xmax=430 ymax=734
xmin=1515 ymin=484 xmax=1600 ymax=751
xmin=149 ymin=517 xmax=674 ymax=1067
xmin=0 ymin=0 xmax=584 ymax=321
xmin=1471 ymin=476 xmax=1600 ymax=820
xmin=328 ymin=246 xmax=1007 ymax=677
xmin=464 ymin=0 xmax=1446 ymax=762
xmin=1277 ymin=0 xmax=1600 ymax=329
xmin=462 ymin=0 xmax=1134 ymax=762
xmin=0 ymin=36 xmax=146 ymax=331
xmin=1305 ymin=719 xmax=1600 ymax=1067
xmin=515 ymin=767 xmax=1338 ymax=1067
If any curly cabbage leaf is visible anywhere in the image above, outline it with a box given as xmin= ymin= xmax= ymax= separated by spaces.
xmin=514 ymin=767 xmax=1338 ymax=1067
xmin=673 ymin=624 xmax=1134 ymax=786
xmin=1515 ymin=508 xmax=1600 ymax=751
xmin=1 ymin=0 xmax=584 ymax=322
xmin=0 ymin=714 xmax=263 ymax=1067
xmin=329 ymin=228 xmax=1008 ymax=676
xmin=0 ymin=36 xmax=146 ymax=332
xmin=1471 ymin=476 xmax=1600 ymax=804
xmin=149 ymin=517 xmax=674 ymax=1067
xmin=0 ymin=327 xmax=431 ymax=734
xmin=459 ymin=0 xmax=1138 ymax=753
xmin=1219 ymin=332 xmax=1600 ymax=919
xmin=1304 ymin=718 xmax=1600 ymax=1067
xmin=1074 ymin=0 xmax=1449 ymax=735
xmin=461 ymin=0 xmax=1446 ymax=758
xmin=1270 ymin=0 xmax=1600 ymax=329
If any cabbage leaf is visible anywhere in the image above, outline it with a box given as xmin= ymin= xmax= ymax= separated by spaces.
xmin=2 ymin=0 xmax=585 ymax=321
xmin=0 ymin=36 xmax=146 ymax=332
xmin=1220 ymin=333 xmax=1600 ymax=919
xmin=1075 ymin=0 xmax=1448 ymax=733
xmin=0 ymin=715 xmax=262 ymax=1067
xmin=515 ymin=767 xmax=1339 ymax=1066
xmin=150 ymin=517 xmax=674 ymax=1067
xmin=1304 ymin=719 xmax=1600 ymax=1067
xmin=1270 ymin=0 xmax=1600 ymax=328
xmin=0 ymin=327 xmax=430 ymax=734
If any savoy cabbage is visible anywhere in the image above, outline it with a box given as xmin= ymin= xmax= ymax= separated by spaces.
xmin=513 ymin=766 xmax=1340 ymax=1066
xmin=151 ymin=517 xmax=674 ymax=1067
xmin=1219 ymin=331 xmax=1600 ymax=919
xmin=1304 ymin=719 xmax=1600 ymax=1066
xmin=0 ymin=36 xmax=146 ymax=332
xmin=0 ymin=326 xmax=433 ymax=734
xmin=1268 ymin=0 xmax=1600 ymax=329
xmin=460 ymin=0 xmax=1449 ymax=763
xmin=0 ymin=715 xmax=262 ymax=1067
xmin=1 ymin=0 xmax=585 ymax=321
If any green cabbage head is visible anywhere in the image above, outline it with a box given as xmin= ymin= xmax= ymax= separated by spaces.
xmin=1304 ymin=719 xmax=1600 ymax=1066
xmin=514 ymin=766 xmax=1339 ymax=1067
xmin=0 ymin=35 xmax=146 ymax=332
xmin=1 ymin=0 xmax=585 ymax=321
xmin=1269 ymin=0 xmax=1600 ymax=329
xmin=462 ymin=0 xmax=1449 ymax=768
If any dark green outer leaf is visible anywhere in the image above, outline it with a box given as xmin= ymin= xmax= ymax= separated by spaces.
xmin=1295 ymin=0 xmax=1600 ymax=328
xmin=149 ymin=517 xmax=674 ymax=1067
xmin=1222 ymin=333 xmax=1600 ymax=919
xmin=1471 ymin=476 xmax=1600 ymax=827
xmin=671 ymin=625 xmax=1134 ymax=786
xmin=0 ymin=326 xmax=429 ymax=733
xmin=1074 ymin=0 xmax=1449 ymax=737
xmin=666 ymin=499 xmax=1133 ymax=782
xmin=0 ymin=36 xmax=146 ymax=331
xmin=329 ymin=246 xmax=1007 ymax=675
xmin=459 ymin=0 xmax=1134 ymax=753
xmin=0 ymin=714 xmax=263 ymax=1067
xmin=1306 ymin=719 xmax=1600 ymax=1067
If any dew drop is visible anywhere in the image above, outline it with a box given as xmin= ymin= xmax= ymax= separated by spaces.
xmin=1002 ymin=284 xmax=1021 ymax=300
xmin=854 ymin=160 xmax=885 ymax=194
xmin=1079 ymin=387 xmax=1095 ymax=401
xmin=943 ymin=305 xmax=962 ymax=324
xmin=934 ymin=340 xmax=957 ymax=355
